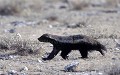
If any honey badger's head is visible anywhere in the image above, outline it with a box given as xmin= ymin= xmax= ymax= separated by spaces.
xmin=38 ymin=34 xmax=52 ymax=42
xmin=96 ymin=43 xmax=107 ymax=56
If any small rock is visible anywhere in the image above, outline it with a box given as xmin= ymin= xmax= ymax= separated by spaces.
xmin=49 ymin=25 xmax=53 ymax=28
xmin=115 ymin=47 xmax=120 ymax=50
xmin=9 ymin=29 xmax=15 ymax=33
xmin=37 ymin=59 xmax=42 ymax=63
xmin=9 ymin=55 xmax=14 ymax=59
xmin=112 ymin=58 xmax=116 ymax=60
xmin=4 ymin=29 xmax=15 ymax=33
xmin=9 ymin=55 xmax=18 ymax=59
xmin=0 ymin=55 xmax=17 ymax=60
xmin=42 ymin=19 xmax=49 ymax=23
xmin=115 ymin=39 xmax=120 ymax=45
xmin=23 ymin=66 xmax=28 ymax=71
xmin=16 ymin=33 xmax=22 ymax=39
xmin=20 ymin=73 xmax=26 ymax=75
xmin=115 ymin=39 xmax=120 ymax=50
xmin=67 ymin=22 xmax=86 ymax=28
xmin=11 ymin=21 xmax=25 ymax=27
xmin=98 ymin=72 xmax=103 ymax=75
xmin=67 ymin=23 xmax=80 ymax=28
xmin=8 ymin=70 xmax=18 ymax=75
xmin=64 ymin=61 xmax=79 ymax=72
xmin=20 ymin=66 xmax=28 ymax=72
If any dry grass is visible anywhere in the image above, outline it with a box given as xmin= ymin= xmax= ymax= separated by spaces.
xmin=67 ymin=0 xmax=120 ymax=10
xmin=0 ymin=4 xmax=21 ymax=16
xmin=105 ymin=0 xmax=120 ymax=7
xmin=68 ymin=0 xmax=89 ymax=10
xmin=0 ymin=34 xmax=43 ymax=56
xmin=45 ymin=15 xmax=58 ymax=21
xmin=0 ymin=0 xmax=44 ymax=16
xmin=0 ymin=0 xmax=120 ymax=16
xmin=0 ymin=0 xmax=23 ymax=16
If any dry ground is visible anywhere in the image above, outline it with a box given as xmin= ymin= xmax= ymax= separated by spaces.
xmin=0 ymin=0 xmax=120 ymax=75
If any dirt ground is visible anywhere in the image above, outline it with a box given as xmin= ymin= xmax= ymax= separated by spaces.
xmin=0 ymin=0 xmax=120 ymax=75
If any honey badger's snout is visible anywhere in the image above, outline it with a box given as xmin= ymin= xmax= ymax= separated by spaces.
xmin=38 ymin=37 xmax=42 ymax=42
xmin=100 ymin=44 xmax=107 ymax=51
xmin=97 ymin=44 xmax=107 ymax=56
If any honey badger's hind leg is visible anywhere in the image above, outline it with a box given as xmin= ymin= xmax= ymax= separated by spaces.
xmin=60 ymin=50 xmax=71 ymax=59
xmin=42 ymin=47 xmax=60 ymax=61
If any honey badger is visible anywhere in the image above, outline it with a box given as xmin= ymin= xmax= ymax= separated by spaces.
xmin=38 ymin=34 xmax=107 ymax=60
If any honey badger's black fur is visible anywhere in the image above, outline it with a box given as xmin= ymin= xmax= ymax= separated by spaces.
xmin=38 ymin=34 xmax=107 ymax=60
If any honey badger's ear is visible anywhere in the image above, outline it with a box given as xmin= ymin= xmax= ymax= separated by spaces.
xmin=42 ymin=33 xmax=49 ymax=37
xmin=43 ymin=33 xmax=52 ymax=38
xmin=48 ymin=34 xmax=54 ymax=39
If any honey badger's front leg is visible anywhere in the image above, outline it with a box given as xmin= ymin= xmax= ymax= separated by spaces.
xmin=42 ymin=47 xmax=60 ymax=61
xmin=60 ymin=50 xmax=71 ymax=59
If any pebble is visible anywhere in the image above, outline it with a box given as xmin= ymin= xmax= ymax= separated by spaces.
xmin=37 ymin=59 xmax=42 ymax=63
xmin=66 ymin=22 xmax=86 ymax=28
xmin=0 ymin=55 xmax=18 ymax=60
xmin=16 ymin=33 xmax=22 ymax=39
xmin=9 ymin=55 xmax=14 ymax=59
xmin=4 ymin=29 xmax=15 ymax=33
xmin=115 ymin=47 xmax=120 ymax=50
xmin=115 ymin=39 xmax=120 ymax=45
xmin=9 ymin=29 xmax=15 ymax=33
xmin=8 ymin=70 xmax=18 ymax=75
xmin=49 ymin=25 xmax=53 ymax=28
xmin=67 ymin=23 xmax=80 ymax=28
xmin=115 ymin=39 xmax=120 ymax=50
xmin=64 ymin=61 xmax=79 ymax=72
xmin=23 ymin=66 xmax=28 ymax=71
xmin=98 ymin=72 xmax=103 ymax=75
xmin=20 ymin=66 xmax=28 ymax=72
xmin=42 ymin=19 xmax=49 ymax=23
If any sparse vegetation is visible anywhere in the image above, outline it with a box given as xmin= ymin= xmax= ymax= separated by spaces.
xmin=68 ymin=0 xmax=89 ymax=10
xmin=0 ymin=35 xmax=43 ymax=56
xmin=0 ymin=4 xmax=21 ymax=16
xmin=46 ymin=15 xmax=58 ymax=21
xmin=0 ymin=0 xmax=23 ymax=16
xmin=0 ymin=0 xmax=44 ymax=16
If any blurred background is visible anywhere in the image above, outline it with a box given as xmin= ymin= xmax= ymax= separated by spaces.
xmin=0 ymin=0 xmax=119 ymax=39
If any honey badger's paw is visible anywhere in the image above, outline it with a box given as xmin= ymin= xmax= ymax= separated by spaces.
xmin=42 ymin=57 xmax=48 ymax=61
